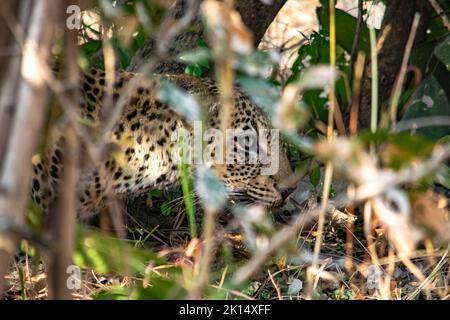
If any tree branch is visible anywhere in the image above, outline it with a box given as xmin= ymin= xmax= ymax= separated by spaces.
xmin=0 ymin=0 xmax=61 ymax=293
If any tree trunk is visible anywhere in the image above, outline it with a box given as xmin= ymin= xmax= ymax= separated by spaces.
xmin=357 ymin=0 xmax=432 ymax=129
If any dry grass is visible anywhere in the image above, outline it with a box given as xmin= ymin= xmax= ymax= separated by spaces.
xmin=1 ymin=0 xmax=449 ymax=301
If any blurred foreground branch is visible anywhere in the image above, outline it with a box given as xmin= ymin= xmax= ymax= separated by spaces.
xmin=46 ymin=7 xmax=80 ymax=299
xmin=231 ymin=142 xmax=450 ymax=286
xmin=0 ymin=0 xmax=61 ymax=293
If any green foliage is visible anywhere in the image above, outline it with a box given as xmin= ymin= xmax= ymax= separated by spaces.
xmin=78 ymin=31 xmax=148 ymax=69
xmin=93 ymin=276 xmax=186 ymax=300
xmin=180 ymin=39 xmax=212 ymax=77
xmin=184 ymin=63 xmax=203 ymax=77
xmin=434 ymin=35 xmax=450 ymax=72
xmin=77 ymin=0 xmax=170 ymax=69
xmin=288 ymin=31 xmax=349 ymax=125
xmin=240 ymin=281 xmax=261 ymax=297
xmin=411 ymin=15 xmax=448 ymax=72
xmin=435 ymin=164 xmax=450 ymax=189
xmin=98 ymin=0 xmax=166 ymax=30
xmin=331 ymin=288 xmax=356 ymax=300
xmin=309 ymin=166 xmax=321 ymax=188
xmin=400 ymin=76 xmax=450 ymax=140
xmin=289 ymin=3 xmax=450 ymax=147
xmin=179 ymin=39 xmax=283 ymax=118
xmin=73 ymin=225 xmax=164 ymax=275
xmin=401 ymin=21 xmax=450 ymax=136
xmin=160 ymin=201 xmax=172 ymax=216
xmin=179 ymin=48 xmax=212 ymax=68
xmin=149 ymin=190 xmax=163 ymax=197
xmin=359 ymin=130 xmax=436 ymax=170
xmin=316 ymin=6 xmax=371 ymax=55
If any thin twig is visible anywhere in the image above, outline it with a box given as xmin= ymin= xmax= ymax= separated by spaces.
xmin=428 ymin=0 xmax=450 ymax=32
xmin=349 ymin=52 xmax=366 ymax=135
xmin=189 ymin=208 xmax=217 ymax=299
xmin=46 ymin=6 xmax=79 ymax=299
xmin=369 ymin=27 xmax=378 ymax=132
xmin=349 ymin=0 xmax=363 ymax=86
xmin=307 ymin=0 xmax=336 ymax=299
xmin=392 ymin=116 xmax=450 ymax=133
xmin=389 ymin=13 xmax=421 ymax=127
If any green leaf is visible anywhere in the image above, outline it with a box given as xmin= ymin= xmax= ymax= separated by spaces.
xmin=134 ymin=30 xmax=146 ymax=48
xmin=411 ymin=16 xmax=449 ymax=71
xmin=93 ymin=286 xmax=129 ymax=300
xmin=288 ymin=31 xmax=331 ymax=83
xmin=399 ymin=76 xmax=450 ymax=141
xmin=160 ymin=201 xmax=172 ymax=216
xmin=113 ymin=38 xmax=132 ymax=68
xmin=149 ymin=190 xmax=163 ymax=197
xmin=435 ymin=165 xmax=450 ymax=189
xmin=434 ymin=35 xmax=450 ymax=71
xmin=316 ymin=7 xmax=371 ymax=55
xmin=309 ymin=166 xmax=321 ymax=188
xmin=80 ymin=40 xmax=102 ymax=57
xmin=178 ymin=132 xmax=197 ymax=238
xmin=184 ymin=63 xmax=203 ymax=77
xmin=73 ymin=226 xmax=163 ymax=275
xmin=93 ymin=276 xmax=186 ymax=300
xmin=287 ymin=32 xmax=350 ymax=123
xmin=241 ymin=281 xmax=261 ymax=296
xmin=359 ymin=130 xmax=436 ymax=170
xmin=329 ymin=185 xmax=336 ymax=198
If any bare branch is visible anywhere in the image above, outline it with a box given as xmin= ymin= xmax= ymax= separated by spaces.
xmin=46 ymin=7 xmax=80 ymax=299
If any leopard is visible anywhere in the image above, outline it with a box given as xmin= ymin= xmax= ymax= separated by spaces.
xmin=30 ymin=68 xmax=297 ymax=219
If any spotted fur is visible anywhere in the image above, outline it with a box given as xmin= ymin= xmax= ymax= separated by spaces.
xmin=30 ymin=69 xmax=295 ymax=218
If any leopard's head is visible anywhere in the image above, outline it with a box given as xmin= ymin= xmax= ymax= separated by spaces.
xmin=219 ymin=141 xmax=297 ymax=208
xmin=205 ymin=98 xmax=297 ymax=208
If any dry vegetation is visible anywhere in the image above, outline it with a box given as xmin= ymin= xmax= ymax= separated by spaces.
xmin=0 ymin=0 xmax=449 ymax=300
